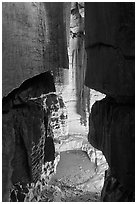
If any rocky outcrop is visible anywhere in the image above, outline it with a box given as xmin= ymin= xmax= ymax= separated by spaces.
xmin=2 ymin=3 xmax=71 ymax=199
xmin=2 ymin=112 xmax=15 ymax=202
xmin=2 ymin=72 xmax=53 ymax=201
xmin=2 ymin=71 xmax=69 ymax=201
xmin=85 ymin=2 xmax=135 ymax=201
xmin=85 ymin=3 xmax=135 ymax=101
xmin=2 ymin=2 xmax=70 ymax=97
xmin=2 ymin=71 xmax=55 ymax=113
xmin=88 ymin=97 xmax=134 ymax=192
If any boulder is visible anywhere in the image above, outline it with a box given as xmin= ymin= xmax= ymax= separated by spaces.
xmin=88 ymin=96 xmax=135 ymax=194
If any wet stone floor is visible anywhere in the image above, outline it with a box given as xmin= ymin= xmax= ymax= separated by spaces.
xmin=41 ymin=149 xmax=107 ymax=202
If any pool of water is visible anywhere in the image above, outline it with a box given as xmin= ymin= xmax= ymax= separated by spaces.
xmin=49 ymin=149 xmax=107 ymax=202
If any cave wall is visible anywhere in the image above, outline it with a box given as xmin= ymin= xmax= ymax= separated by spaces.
xmin=2 ymin=2 xmax=70 ymax=201
xmin=2 ymin=72 xmax=55 ymax=201
xmin=2 ymin=2 xmax=69 ymax=97
xmin=85 ymin=2 xmax=135 ymax=101
xmin=2 ymin=2 xmax=135 ymax=202
xmin=2 ymin=71 xmax=69 ymax=201
xmin=85 ymin=2 xmax=135 ymax=201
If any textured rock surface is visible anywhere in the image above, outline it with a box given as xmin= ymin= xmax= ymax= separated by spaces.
xmin=2 ymin=2 xmax=69 ymax=97
xmin=88 ymin=96 xmax=135 ymax=201
xmin=85 ymin=2 xmax=135 ymax=201
xmin=101 ymin=168 xmax=134 ymax=202
xmin=88 ymin=96 xmax=135 ymax=192
xmin=85 ymin=2 xmax=135 ymax=100
xmin=2 ymin=112 xmax=15 ymax=202
xmin=44 ymin=149 xmax=108 ymax=202
xmin=69 ymin=2 xmax=91 ymax=125
xmin=3 ymin=2 xmax=135 ymax=202
xmin=2 ymin=72 xmax=69 ymax=201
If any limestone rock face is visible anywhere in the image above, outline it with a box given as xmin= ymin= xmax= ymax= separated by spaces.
xmin=85 ymin=4 xmax=135 ymax=200
xmin=85 ymin=2 xmax=135 ymax=99
xmin=2 ymin=72 xmax=65 ymax=201
xmin=2 ymin=2 xmax=69 ymax=97
xmin=2 ymin=112 xmax=15 ymax=202
xmin=88 ymin=97 xmax=135 ymax=197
